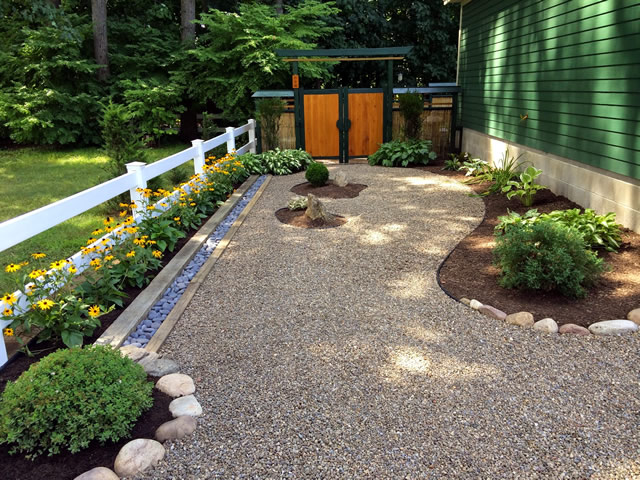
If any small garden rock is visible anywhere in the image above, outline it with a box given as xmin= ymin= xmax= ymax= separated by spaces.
xmin=588 ymin=320 xmax=639 ymax=336
xmin=305 ymin=194 xmax=334 ymax=222
xmin=156 ymin=416 xmax=198 ymax=442
xmin=169 ymin=394 xmax=203 ymax=417
xmin=505 ymin=312 xmax=534 ymax=328
xmin=627 ymin=308 xmax=640 ymax=325
xmin=533 ymin=318 xmax=558 ymax=334
xmin=558 ymin=323 xmax=591 ymax=336
xmin=478 ymin=304 xmax=507 ymax=321
xmin=120 ymin=345 xmax=151 ymax=362
xmin=139 ymin=355 xmax=180 ymax=377
xmin=469 ymin=299 xmax=482 ymax=310
xmin=156 ymin=373 xmax=196 ymax=398
xmin=460 ymin=298 xmax=471 ymax=306
xmin=334 ymin=171 xmax=348 ymax=187
xmin=74 ymin=467 xmax=119 ymax=480
xmin=114 ymin=439 xmax=165 ymax=478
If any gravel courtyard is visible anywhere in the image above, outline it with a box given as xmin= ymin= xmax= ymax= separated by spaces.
xmin=141 ymin=165 xmax=640 ymax=479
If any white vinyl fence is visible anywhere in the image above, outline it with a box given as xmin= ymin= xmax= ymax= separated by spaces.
xmin=0 ymin=120 xmax=256 ymax=366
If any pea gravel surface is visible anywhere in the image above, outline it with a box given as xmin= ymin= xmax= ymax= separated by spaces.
xmin=139 ymin=165 xmax=640 ymax=479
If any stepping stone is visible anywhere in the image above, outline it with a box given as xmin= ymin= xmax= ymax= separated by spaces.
xmin=74 ymin=467 xmax=119 ymax=480
xmin=156 ymin=373 xmax=195 ymax=398
xmin=156 ymin=416 xmax=197 ymax=442
xmin=506 ymin=312 xmax=534 ymax=328
xmin=169 ymin=395 xmax=203 ymax=417
xmin=589 ymin=320 xmax=639 ymax=336
xmin=559 ymin=323 xmax=590 ymax=336
xmin=533 ymin=318 xmax=558 ymax=334
xmin=114 ymin=439 xmax=165 ymax=478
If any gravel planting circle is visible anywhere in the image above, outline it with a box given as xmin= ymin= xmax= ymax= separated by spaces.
xmin=139 ymin=165 xmax=640 ymax=479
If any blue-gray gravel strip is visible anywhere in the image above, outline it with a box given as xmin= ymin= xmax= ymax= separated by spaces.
xmin=123 ymin=175 xmax=267 ymax=348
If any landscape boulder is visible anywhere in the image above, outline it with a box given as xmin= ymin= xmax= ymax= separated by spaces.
xmin=558 ymin=323 xmax=590 ymax=336
xmin=305 ymin=194 xmax=334 ymax=222
xmin=505 ymin=312 xmax=535 ymax=328
xmin=533 ymin=318 xmax=558 ymax=334
xmin=588 ymin=320 xmax=639 ymax=336
xmin=156 ymin=416 xmax=198 ymax=442
xmin=114 ymin=439 xmax=165 ymax=478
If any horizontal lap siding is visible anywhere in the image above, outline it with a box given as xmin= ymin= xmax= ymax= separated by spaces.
xmin=459 ymin=0 xmax=640 ymax=180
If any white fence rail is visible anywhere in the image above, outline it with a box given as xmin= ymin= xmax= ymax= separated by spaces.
xmin=0 ymin=119 xmax=256 ymax=366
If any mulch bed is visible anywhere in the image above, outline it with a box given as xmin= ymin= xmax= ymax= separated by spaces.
xmin=275 ymin=208 xmax=347 ymax=229
xmin=0 ymin=385 xmax=173 ymax=480
xmin=417 ymin=161 xmax=640 ymax=327
xmin=290 ymin=180 xmax=368 ymax=199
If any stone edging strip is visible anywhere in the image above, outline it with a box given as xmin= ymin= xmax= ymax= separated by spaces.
xmin=145 ymin=175 xmax=272 ymax=353
xmin=95 ymin=175 xmax=259 ymax=348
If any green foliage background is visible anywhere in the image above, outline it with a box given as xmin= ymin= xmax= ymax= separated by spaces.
xmin=0 ymin=0 xmax=459 ymax=146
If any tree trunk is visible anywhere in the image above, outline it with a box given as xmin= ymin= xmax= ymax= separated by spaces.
xmin=181 ymin=0 xmax=196 ymax=43
xmin=91 ymin=0 xmax=109 ymax=81
xmin=274 ymin=0 xmax=283 ymax=15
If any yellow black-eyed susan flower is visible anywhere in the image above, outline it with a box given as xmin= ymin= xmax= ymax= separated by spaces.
xmin=68 ymin=265 xmax=77 ymax=274
xmin=103 ymin=216 xmax=114 ymax=225
xmin=36 ymin=299 xmax=55 ymax=310
xmin=89 ymin=258 xmax=101 ymax=267
xmin=88 ymin=305 xmax=100 ymax=318
xmin=105 ymin=255 xmax=114 ymax=262
xmin=152 ymin=250 xmax=162 ymax=259
xmin=5 ymin=263 xmax=20 ymax=273
xmin=31 ymin=252 xmax=46 ymax=259
xmin=126 ymin=250 xmax=136 ymax=258
xmin=3 ymin=327 xmax=14 ymax=336
xmin=3 ymin=307 xmax=12 ymax=316
xmin=119 ymin=210 xmax=127 ymax=217
xmin=91 ymin=229 xmax=103 ymax=236
xmin=2 ymin=293 xmax=17 ymax=306
xmin=50 ymin=260 xmax=67 ymax=270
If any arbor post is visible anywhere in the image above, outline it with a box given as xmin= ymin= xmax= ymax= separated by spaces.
xmin=191 ymin=139 xmax=205 ymax=174
xmin=226 ymin=127 xmax=236 ymax=154
xmin=248 ymin=119 xmax=257 ymax=153
xmin=126 ymin=162 xmax=148 ymax=220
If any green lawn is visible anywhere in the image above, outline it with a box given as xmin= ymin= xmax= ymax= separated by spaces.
xmin=0 ymin=143 xmax=193 ymax=293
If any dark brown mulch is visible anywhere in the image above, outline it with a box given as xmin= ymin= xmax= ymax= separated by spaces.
xmin=290 ymin=180 xmax=368 ymax=199
xmin=275 ymin=208 xmax=347 ymax=229
xmin=416 ymin=162 xmax=640 ymax=327
xmin=0 ymin=385 xmax=173 ymax=480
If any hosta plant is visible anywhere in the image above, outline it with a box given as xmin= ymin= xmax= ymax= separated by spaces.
xmin=501 ymin=165 xmax=547 ymax=206
xmin=288 ymin=196 xmax=308 ymax=211
xmin=496 ymin=208 xmax=623 ymax=252
xmin=368 ymin=140 xmax=436 ymax=167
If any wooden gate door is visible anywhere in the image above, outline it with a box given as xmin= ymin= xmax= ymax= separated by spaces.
xmin=347 ymin=89 xmax=384 ymax=158
xmin=303 ymin=90 xmax=340 ymax=159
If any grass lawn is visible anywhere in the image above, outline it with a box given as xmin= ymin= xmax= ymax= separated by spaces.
xmin=0 ymin=143 xmax=193 ymax=293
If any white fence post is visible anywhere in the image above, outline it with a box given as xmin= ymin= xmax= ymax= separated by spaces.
xmin=226 ymin=126 xmax=236 ymax=154
xmin=126 ymin=161 xmax=147 ymax=220
xmin=191 ymin=139 xmax=205 ymax=174
xmin=248 ymin=119 xmax=256 ymax=154
xmin=0 ymin=336 xmax=7 ymax=367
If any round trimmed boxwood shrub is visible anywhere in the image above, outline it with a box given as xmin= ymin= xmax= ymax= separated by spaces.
xmin=305 ymin=162 xmax=329 ymax=187
xmin=0 ymin=345 xmax=153 ymax=458
xmin=493 ymin=218 xmax=606 ymax=298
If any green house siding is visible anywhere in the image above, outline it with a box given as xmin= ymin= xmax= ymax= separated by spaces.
xmin=458 ymin=0 xmax=640 ymax=180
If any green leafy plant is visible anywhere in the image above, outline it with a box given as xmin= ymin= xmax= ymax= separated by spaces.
xmin=257 ymin=98 xmax=286 ymax=151
xmin=0 ymin=345 xmax=153 ymax=458
xmin=237 ymin=153 xmax=266 ymax=175
xmin=460 ymin=157 xmax=488 ymax=177
xmin=1 ymin=258 xmax=109 ymax=349
xmin=100 ymin=101 xmax=147 ymax=179
xmin=443 ymin=153 xmax=463 ymax=171
xmin=497 ymin=208 xmax=623 ymax=252
xmin=305 ymin=162 xmax=329 ymax=187
xmin=247 ymin=149 xmax=312 ymax=175
xmin=288 ymin=196 xmax=308 ymax=211
xmin=501 ymin=165 xmax=547 ymax=206
xmin=368 ymin=140 xmax=436 ymax=167
xmin=462 ymin=148 xmax=525 ymax=196
xmin=398 ymin=92 xmax=423 ymax=140
xmin=493 ymin=218 xmax=606 ymax=298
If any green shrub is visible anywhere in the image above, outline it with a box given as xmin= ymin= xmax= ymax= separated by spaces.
xmin=398 ymin=92 xmax=423 ymax=140
xmin=0 ymin=346 xmax=153 ymax=458
xmin=501 ymin=165 xmax=547 ymax=206
xmin=257 ymin=98 xmax=286 ymax=151
xmin=305 ymin=162 xmax=329 ymax=187
xmin=463 ymin=148 xmax=524 ymax=196
xmin=368 ymin=140 xmax=436 ymax=167
xmin=100 ymin=101 xmax=147 ymax=178
xmin=496 ymin=208 xmax=623 ymax=252
xmin=493 ymin=218 xmax=606 ymax=298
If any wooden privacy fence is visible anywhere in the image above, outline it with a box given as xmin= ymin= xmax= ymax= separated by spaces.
xmin=0 ymin=119 xmax=256 ymax=366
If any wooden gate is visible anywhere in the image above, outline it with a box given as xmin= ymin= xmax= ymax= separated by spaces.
xmin=302 ymin=88 xmax=384 ymax=162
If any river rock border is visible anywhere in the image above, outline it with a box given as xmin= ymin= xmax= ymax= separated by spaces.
xmin=123 ymin=175 xmax=268 ymax=348
xmin=461 ymin=298 xmax=640 ymax=337
xmin=74 ymin=346 xmax=200 ymax=480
